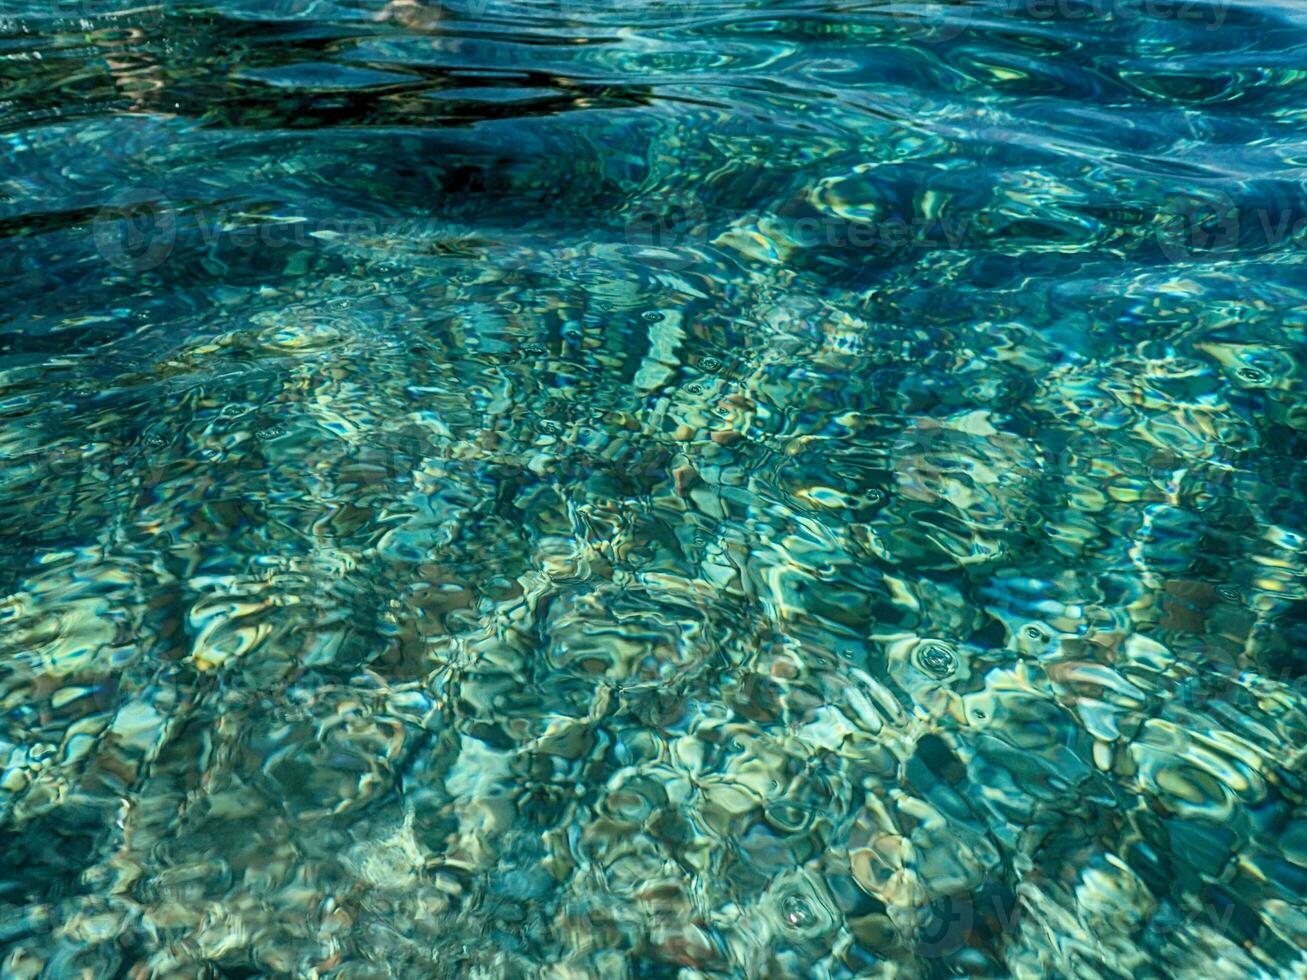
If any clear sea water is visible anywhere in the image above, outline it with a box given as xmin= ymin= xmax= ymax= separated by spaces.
xmin=2 ymin=0 xmax=1306 ymax=976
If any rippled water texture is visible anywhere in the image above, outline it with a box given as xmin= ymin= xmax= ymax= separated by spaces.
xmin=3 ymin=0 xmax=1307 ymax=976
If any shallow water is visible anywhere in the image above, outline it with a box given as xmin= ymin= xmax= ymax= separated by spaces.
xmin=2 ymin=0 xmax=1307 ymax=976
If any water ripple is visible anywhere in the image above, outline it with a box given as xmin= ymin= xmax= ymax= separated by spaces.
xmin=1 ymin=0 xmax=1306 ymax=976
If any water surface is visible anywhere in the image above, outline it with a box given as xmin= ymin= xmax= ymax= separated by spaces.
xmin=2 ymin=0 xmax=1307 ymax=976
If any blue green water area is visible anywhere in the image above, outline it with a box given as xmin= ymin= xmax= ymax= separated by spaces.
xmin=1 ymin=0 xmax=1306 ymax=975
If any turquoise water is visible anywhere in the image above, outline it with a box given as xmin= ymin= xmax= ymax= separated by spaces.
xmin=3 ymin=0 xmax=1307 ymax=976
